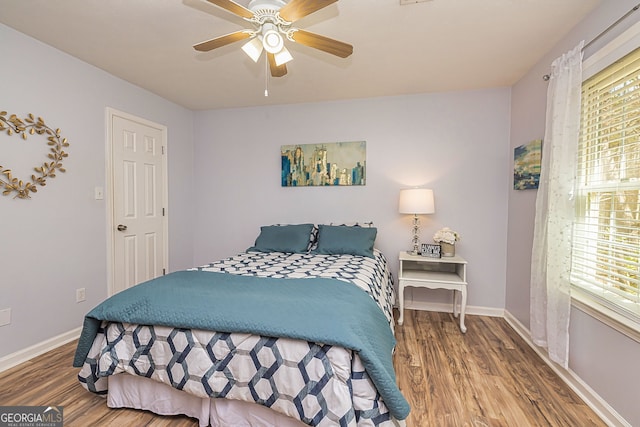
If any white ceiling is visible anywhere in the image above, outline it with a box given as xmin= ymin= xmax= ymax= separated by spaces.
xmin=0 ymin=0 xmax=601 ymax=110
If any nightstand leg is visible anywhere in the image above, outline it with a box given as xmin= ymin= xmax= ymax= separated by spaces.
xmin=453 ymin=291 xmax=459 ymax=318
xmin=398 ymin=282 xmax=405 ymax=326
xmin=460 ymin=287 xmax=467 ymax=333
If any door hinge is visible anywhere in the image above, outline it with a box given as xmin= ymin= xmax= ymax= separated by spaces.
xmin=162 ymin=146 xmax=165 ymax=155
xmin=163 ymin=268 xmax=166 ymax=275
xmin=162 ymin=207 xmax=165 ymax=216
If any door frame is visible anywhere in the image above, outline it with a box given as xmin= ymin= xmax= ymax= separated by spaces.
xmin=105 ymin=107 xmax=169 ymax=296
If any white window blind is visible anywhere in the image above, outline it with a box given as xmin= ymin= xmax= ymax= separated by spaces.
xmin=572 ymin=46 xmax=640 ymax=322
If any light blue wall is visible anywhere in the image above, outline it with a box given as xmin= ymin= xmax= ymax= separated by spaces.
xmin=0 ymin=24 xmax=195 ymax=357
xmin=191 ymin=89 xmax=511 ymax=310
xmin=507 ymin=1 xmax=640 ymax=424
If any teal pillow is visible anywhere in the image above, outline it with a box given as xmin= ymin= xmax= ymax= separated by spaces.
xmin=314 ymin=225 xmax=377 ymax=258
xmin=248 ymin=224 xmax=315 ymax=253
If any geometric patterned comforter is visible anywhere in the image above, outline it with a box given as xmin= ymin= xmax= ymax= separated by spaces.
xmin=77 ymin=250 xmax=403 ymax=426
xmin=196 ymin=250 xmax=395 ymax=326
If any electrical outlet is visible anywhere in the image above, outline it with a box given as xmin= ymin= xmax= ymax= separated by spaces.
xmin=76 ymin=288 xmax=86 ymax=303
xmin=0 ymin=308 xmax=11 ymax=327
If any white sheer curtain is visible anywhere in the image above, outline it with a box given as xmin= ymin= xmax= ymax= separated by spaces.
xmin=530 ymin=42 xmax=584 ymax=369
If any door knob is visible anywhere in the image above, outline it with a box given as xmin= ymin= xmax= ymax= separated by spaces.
xmin=117 ymin=224 xmax=127 ymax=231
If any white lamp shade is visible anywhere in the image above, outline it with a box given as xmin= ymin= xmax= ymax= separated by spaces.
xmin=399 ymin=188 xmax=435 ymax=214
xmin=241 ymin=37 xmax=264 ymax=62
xmin=274 ymin=46 xmax=293 ymax=66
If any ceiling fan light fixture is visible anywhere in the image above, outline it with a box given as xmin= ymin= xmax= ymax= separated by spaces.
xmin=193 ymin=0 xmax=353 ymax=79
xmin=241 ymin=36 xmax=264 ymax=62
xmin=274 ymin=46 xmax=293 ymax=66
xmin=262 ymin=29 xmax=284 ymax=54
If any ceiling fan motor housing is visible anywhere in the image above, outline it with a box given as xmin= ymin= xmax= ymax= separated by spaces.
xmin=248 ymin=0 xmax=287 ymax=14
xmin=245 ymin=0 xmax=291 ymax=58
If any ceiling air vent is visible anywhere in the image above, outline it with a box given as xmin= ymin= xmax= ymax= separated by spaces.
xmin=400 ymin=0 xmax=434 ymax=4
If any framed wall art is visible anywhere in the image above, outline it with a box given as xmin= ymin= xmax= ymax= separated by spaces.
xmin=514 ymin=138 xmax=542 ymax=190
xmin=281 ymin=141 xmax=366 ymax=187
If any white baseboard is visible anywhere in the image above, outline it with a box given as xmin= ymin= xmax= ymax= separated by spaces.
xmin=405 ymin=300 xmax=505 ymax=318
xmin=503 ymin=311 xmax=630 ymax=427
xmin=0 ymin=327 xmax=81 ymax=373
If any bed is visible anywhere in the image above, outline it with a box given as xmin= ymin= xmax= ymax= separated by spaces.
xmin=73 ymin=224 xmax=410 ymax=426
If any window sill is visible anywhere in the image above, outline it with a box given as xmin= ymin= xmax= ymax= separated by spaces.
xmin=571 ymin=289 xmax=640 ymax=344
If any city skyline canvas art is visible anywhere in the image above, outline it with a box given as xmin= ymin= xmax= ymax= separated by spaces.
xmin=281 ymin=141 xmax=366 ymax=187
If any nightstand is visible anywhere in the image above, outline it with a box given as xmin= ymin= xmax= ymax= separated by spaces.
xmin=397 ymin=251 xmax=468 ymax=333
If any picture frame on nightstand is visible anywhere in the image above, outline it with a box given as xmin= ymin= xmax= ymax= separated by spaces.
xmin=421 ymin=243 xmax=441 ymax=258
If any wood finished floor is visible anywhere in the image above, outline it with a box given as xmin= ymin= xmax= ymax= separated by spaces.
xmin=394 ymin=311 xmax=605 ymax=427
xmin=0 ymin=310 xmax=606 ymax=426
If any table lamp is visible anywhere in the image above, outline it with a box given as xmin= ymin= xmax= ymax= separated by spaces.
xmin=399 ymin=188 xmax=435 ymax=255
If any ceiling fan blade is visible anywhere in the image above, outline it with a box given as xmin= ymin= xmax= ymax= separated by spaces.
xmin=193 ymin=31 xmax=251 ymax=52
xmin=268 ymin=53 xmax=288 ymax=77
xmin=290 ymin=29 xmax=353 ymax=58
xmin=278 ymin=0 xmax=337 ymax=22
xmin=206 ymin=0 xmax=254 ymax=19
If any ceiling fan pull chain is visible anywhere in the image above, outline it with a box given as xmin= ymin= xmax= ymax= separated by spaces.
xmin=264 ymin=54 xmax=269 ymax=97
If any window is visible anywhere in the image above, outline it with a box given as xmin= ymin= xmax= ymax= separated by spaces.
xmin=571 ymin=46 xmax=640 ymax=324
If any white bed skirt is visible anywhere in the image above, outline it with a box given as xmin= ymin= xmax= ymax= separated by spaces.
xmin=107 ymin=374 xmax=309 ymax=427
xmin=107 ymin=374 xmax=407 ymax=426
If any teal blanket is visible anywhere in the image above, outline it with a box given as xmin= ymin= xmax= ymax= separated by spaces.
xmin=73 ymin=270 xmax=409 ymax=420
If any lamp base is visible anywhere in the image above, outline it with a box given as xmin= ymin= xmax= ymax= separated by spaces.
xmin=410 ymin=214 xmax=420 ymax=255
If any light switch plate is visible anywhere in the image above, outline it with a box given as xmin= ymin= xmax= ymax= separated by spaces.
xmin=94 ymin=186 xmax=104 ymax=200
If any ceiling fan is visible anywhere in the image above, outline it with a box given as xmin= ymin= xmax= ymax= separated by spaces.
xmin=193 ymin=0 xmax=353 ymax=78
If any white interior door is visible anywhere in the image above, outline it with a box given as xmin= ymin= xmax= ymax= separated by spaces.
xmin=108 ymin=110 xmax=167 ymax=295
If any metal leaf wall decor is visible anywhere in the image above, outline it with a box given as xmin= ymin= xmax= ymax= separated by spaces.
xmin=0 ymin=111 xmax=69 ymax=199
